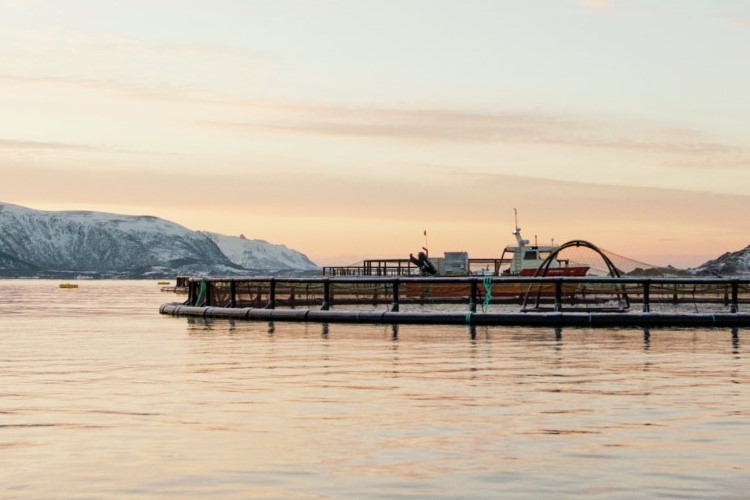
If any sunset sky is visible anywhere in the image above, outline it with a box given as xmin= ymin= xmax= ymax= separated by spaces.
xmin=2 ymin=0 xmax=749 ymax=267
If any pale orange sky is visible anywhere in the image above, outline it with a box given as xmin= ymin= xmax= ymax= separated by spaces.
xmin=2 ymin=1 xmax=749 ymax=267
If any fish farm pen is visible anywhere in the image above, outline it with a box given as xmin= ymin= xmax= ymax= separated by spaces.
xmin=160 ymin=276 xmax=750 ymax=328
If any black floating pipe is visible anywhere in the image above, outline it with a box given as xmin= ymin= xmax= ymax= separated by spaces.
xmin=159 ymin=303 xmax=750 ymax=328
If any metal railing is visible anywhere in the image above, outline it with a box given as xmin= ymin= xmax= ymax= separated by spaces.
xmin=322 ymin=258 xmax=510 ymax=276
xmin=185 ymin=276 xmax=750 ymax=314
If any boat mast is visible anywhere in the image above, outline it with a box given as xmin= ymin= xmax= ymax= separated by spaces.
xmin=512 ymin=208 xmax=528 ymax=248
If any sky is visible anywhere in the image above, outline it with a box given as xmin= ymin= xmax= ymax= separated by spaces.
xmin=1 ymin=0 xmax=749 ymax=267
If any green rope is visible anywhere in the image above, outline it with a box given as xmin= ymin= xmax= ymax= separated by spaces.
xmin=482 ymin=276 xmax=493 ymax=312
xmin=194 ymin=277 xmax=207 ymax=306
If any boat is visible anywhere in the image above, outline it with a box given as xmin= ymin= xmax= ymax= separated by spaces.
xmin=409 ymin=210 xmax=589 ymax=278
xmin=500 ymin=210 xmax=589 ymax=277
xmin=325 ymin=210 xmax=590 ymax=278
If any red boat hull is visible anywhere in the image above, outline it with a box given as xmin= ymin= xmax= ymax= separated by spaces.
xmin=517 ymin=266 xmax=589 ymax=277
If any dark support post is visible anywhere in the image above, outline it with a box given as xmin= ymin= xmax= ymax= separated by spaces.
xmin=321 ymin=279 xmax=331 ymax=310
xmin=205 ymin=281 xmax=212 ymax=306
xmin=731 ymin=280 xmax=739 ymax=313
xmin=643 ymin=281 xmax=650 ymax=313
xmin=554 ymin=279 xmax=562 ymax=312
xmin=229 ymin=280 xmax=236 ymax=308
xmin=391 ymin=280 xmax=400 ymax=312
xmin=187 ymin=281 xmax=194 ymax=305
xmin=469 ymin=279 xmax=478 ymax=313
xmin=266 ymin=279 xmax=276 ymax=309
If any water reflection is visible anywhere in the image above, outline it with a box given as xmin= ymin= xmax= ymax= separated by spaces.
xmin=3 ymin=280 xmax=749 ymax=499
xmin=182 ymin=316 xmax=746 ymax=362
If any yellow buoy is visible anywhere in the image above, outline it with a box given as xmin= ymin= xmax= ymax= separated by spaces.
xmin=157 ymin=281 xmax=170 ymax=285
xmin=59 ymin=283 xmax=79 ymax=289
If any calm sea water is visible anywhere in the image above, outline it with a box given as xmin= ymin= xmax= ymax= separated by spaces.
xmin=1 ymin=280 xmax=749 ymax=498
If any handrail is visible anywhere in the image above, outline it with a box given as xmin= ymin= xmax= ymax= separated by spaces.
xmin=184 ymin=275 xmax=750 ymax=315
xmin=187 ymin=276 xmax=750 ymax=286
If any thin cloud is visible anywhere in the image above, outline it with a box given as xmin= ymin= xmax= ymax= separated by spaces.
xmin=205 ymin=104 xmax=750 ymax=169
xmin=0 ymin=29 xmax=273 ymax=100
xmin=577 ymin=0 xmax=614 ymax=10
xmin=206 ymin=105 xmax=585 ymax=143
xmin=728 ymin=18 xmax=750 ymax=29
xmin=0 ymin=136 xmax=153 ymax=156
xmin=0 ymin=72 xmax=214 ymax=104
xmin=0 ymin=138 xmax=90 ymax=151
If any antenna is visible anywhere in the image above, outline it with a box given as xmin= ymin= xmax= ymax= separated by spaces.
xmin=512 ymin=208 xmax=528 ymax=247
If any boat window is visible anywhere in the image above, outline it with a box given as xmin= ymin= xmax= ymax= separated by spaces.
xmin=524 ymin=251 xmax=538 ymax=260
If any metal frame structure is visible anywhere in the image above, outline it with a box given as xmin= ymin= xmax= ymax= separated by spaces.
xmin=522 ymin=240 xmax=630 ymax=312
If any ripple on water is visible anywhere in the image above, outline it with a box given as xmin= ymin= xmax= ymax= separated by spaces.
xmin=0 ymin=280 xmax=749 ymax=497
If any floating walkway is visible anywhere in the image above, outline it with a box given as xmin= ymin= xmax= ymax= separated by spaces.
xmin=160 ymin=303 xmax=750 ymax=328
xmin=159 ymin=276 xmax=750 ymax=328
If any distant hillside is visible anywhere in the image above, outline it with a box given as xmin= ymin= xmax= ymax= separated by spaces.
xmin=692 ymin=244 xmax=750 ymax=277
xmin=201 ymin=231 xmax=317 ymax=272
xmin=0 ymin=202 xmax=318 ymax=278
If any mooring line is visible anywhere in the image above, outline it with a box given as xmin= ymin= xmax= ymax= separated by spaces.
xmin=482 ymin=276 xmax=493 ymax=312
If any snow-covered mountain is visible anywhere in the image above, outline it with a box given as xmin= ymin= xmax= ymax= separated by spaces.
xmin=692 ymin=245 xmax=750 ymax=277
xmin=201 ymin=231 xmax=317 ymax=272
xmin=0 ymin=202 xmax=318 ymax=278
